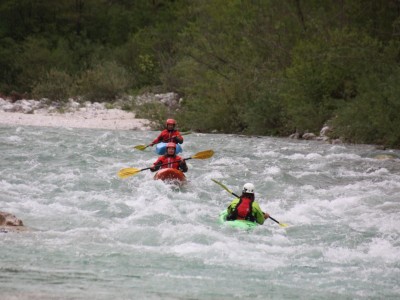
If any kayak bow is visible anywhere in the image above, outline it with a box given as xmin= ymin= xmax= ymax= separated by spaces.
xmin=154 ymin=168 xmax=187 ymax=185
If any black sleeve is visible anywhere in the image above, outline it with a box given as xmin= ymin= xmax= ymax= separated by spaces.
xmin=150 ymin=161 xmax=162 ymax=172
xmin=179 ymin=160 xmax=188 ymax=173
xmin=174 ymin=136 xmax=183 ymax=144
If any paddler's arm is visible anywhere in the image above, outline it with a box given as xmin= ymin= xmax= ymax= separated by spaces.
xmin=173 ymin=131 xmax=183 ymax=144
xmin=226 ymin=198 xmax=240 ymax=214
xmin=252 ymin=202 xmax=267 ymax=225
xmin=150 ymin=159 xmax=162 ymax=172
xmin=151 ymin=131 xmax=164 ymax=146
xmin=226 ymin=198 xmax=240 ymax=220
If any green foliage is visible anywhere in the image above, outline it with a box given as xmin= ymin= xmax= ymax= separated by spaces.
xmin=171 ymin=0 xmax=292 ymax=133
xmin=114 ymin=30 xmax=160 ymax=88
xmin=1 ymin=0 xmax=400 ymax=148
xmin=75 ymin=61 xmax=130 ymax=102
xmin=331 ymin=66 xmax=400 ymax=148
xmin=14 ymin=36 xmax=55 ymax=91
xmin=0 ymin=37 xmax=19 ymax=93
xmin=281 ymin=29 xmax=387 ymax=134
xmin=170 ymin=57 xmax=243 ymax=133
xmin=32 ymin=69 xmax=73 ymax=102
xmin=133 ymin=102 xmax=168 ymax=130
xmin=242 ymin=79 xmax=286 ymax=136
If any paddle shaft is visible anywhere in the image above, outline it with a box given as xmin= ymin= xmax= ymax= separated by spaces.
xmin=153 ymin=131 xmax=191 ymax=145
xmin=145 ymin=136 xmax=179 ymax=148
xmin=135 ymin=132 xmax=191 ymax=150
xmin=139 ymin=157 xmax=192 ymax=172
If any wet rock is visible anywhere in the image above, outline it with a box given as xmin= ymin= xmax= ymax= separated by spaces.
xmin=373 ymin=154 xmax=398 ymax=160
xmin=320 ymin=125 xmax=331 ymax=137
xmin=302 ymin=132 xmax=317 ymax=140
xmin=289 ymin=131 xmax=301 ymax=139
xmin=0 ymin=211 xmax=27 ymax=233
xmin=135 ymin=92 xmax=180 ymax=109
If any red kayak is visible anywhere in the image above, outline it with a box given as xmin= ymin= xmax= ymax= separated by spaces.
xmin=154 ymin=168 xmax=187 ymax=185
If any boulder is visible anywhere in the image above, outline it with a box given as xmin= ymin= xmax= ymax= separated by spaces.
xmin=302 ymin=132 xmax=317 ymax=140
xmin=0 ymin=211 xmax=27 ymax=233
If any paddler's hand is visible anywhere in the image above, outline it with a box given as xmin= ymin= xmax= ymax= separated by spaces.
xmin=263 ymin=212 xmax=270 ymax=219
xmin=175 ymin=136 xmax=183 ymax=144
xmin=178 ymin=159 xmax=185 ymax=168
xmin=179 ymin=159 xmax=188 ymax=173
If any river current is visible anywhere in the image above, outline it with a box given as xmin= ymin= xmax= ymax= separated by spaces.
xmin=1 ymin=125 xmax=399 ymax=299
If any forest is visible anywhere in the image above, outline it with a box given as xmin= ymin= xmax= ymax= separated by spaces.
xmin=1 ymin=0 xmax=400 ymax=148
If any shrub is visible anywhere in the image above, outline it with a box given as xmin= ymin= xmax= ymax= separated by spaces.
xmin=331 ymin=67 xmax=400 ymax=148
xmin=133 ymin=102 xmax=168 ymax=130
xmin=75 ymin=61 xmax=130 ymax=102
xmin=32 ymin=69 xmax=73 ymax=102
xmin=281 ymin=30 xmax=381 ymax=134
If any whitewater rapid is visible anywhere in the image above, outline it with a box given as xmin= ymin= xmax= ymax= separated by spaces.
xmin=1 ymin=125 xmax=399 ymax=299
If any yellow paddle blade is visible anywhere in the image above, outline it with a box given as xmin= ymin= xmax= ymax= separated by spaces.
xmin=117 ymin=167 xmax=141 ymax=179
xmin=279 ymin=222 xmax=289 ymax=228
xmin=134 ymin=144 xmax=148 ymax=151
xmin=191 ymin=149 xmax=214 ymax=159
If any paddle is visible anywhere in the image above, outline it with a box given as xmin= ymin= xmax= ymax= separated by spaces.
xmin=211 ymin=179 xmax=288 ymax=227
xmin=118 ymin=149 xmax=214 ymax=179
xmin=134 ymin=131 xmax=192 ymax=151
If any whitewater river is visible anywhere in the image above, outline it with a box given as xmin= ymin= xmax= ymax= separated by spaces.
xmin=1 ymin=125 xmax=399 ymax=299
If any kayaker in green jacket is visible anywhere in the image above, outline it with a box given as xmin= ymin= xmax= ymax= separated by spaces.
xmin=226 ymin=183 xmax=270 ymax=225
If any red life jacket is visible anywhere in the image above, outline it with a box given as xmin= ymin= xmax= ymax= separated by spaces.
xmin=152 ymin=129 xmax=183 ymax=144
xmin=228 ymin=196 xmax=255 ymax=222
xmin=153 ymin=154 xmax=183 ymax=170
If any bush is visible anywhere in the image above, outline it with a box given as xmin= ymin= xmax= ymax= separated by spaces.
xmin=281 ymin=30 xmax=381 ymax=134
xmin=32 ymin=69 xmax=73 ymax=102
xmin=0 ymin=38 xmax=19 ymax=93
xmin=331 ymin=67 xmax=400 ymax=148
xmin=242 ymin=79 xmax=286 ymax=135
xmin=75 ymin=61 xmax=130 ymax=102
xmin=133 ymin=102 xmax=168 ymax=130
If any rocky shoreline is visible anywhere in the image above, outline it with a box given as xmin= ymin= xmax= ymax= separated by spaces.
xmin=0 ymin=97 xmax=151 ymax=131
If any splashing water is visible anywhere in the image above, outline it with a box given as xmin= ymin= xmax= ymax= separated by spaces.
xmin=1 ymin=125 xmax=399 ymax=299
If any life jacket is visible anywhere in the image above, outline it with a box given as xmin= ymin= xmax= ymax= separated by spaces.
xmin=152 ymin=129 xmax=183 ymax=144
xmin=227 ymin=196 xmax=256 ymax=222
xmin=154 ymin=154 xmax=183 ymax=170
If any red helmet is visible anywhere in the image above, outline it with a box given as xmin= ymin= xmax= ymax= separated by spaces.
xmin=166 ymin=119 xmax=176 ymax=126
xmin=166 ymin=142 xmax=176 ymax=149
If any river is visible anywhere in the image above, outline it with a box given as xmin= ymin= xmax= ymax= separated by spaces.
xmin=1 ymin=125 xmax=399 ymax=299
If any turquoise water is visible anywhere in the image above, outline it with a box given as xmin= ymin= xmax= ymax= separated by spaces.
xmin=1 ymin=125 xmax=399 ymax=299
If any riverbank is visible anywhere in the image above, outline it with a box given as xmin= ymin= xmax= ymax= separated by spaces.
xmin=0 ymin=98 xmax=151 ymax=131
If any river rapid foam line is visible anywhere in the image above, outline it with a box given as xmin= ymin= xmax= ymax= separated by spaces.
xmin=1 ymin=125 xmax=399 ymax=299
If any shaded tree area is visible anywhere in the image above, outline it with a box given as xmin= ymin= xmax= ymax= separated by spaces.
xmin=1 ymin=0 xmax=400 ymax=148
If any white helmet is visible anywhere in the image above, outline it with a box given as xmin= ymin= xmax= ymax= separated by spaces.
xmin=242 ymin=183 xmax=255 ymax=194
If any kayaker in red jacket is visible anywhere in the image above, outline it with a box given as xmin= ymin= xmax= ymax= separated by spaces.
xmin=226 ymin=183 xmax=270 ymax=224
xmin=150 ymin=119 xmax=184 ymax=146
xmin=150 ymin=143 xmax=188 ymax=172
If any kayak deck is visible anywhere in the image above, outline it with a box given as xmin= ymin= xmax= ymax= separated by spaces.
xmin=219 ymin=210 xmax=258 ymax=229
xmin=155 ymin=143 xmax=183 ymax=155
xmin=154 ymin=168 xmax=187 ymax=185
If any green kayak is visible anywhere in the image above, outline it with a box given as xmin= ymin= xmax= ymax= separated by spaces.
xmin=219 ymin=210 xmax=258 ymax=229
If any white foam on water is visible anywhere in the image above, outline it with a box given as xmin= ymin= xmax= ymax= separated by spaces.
xmin=1 ymin=126 xmax=400 ymax=299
